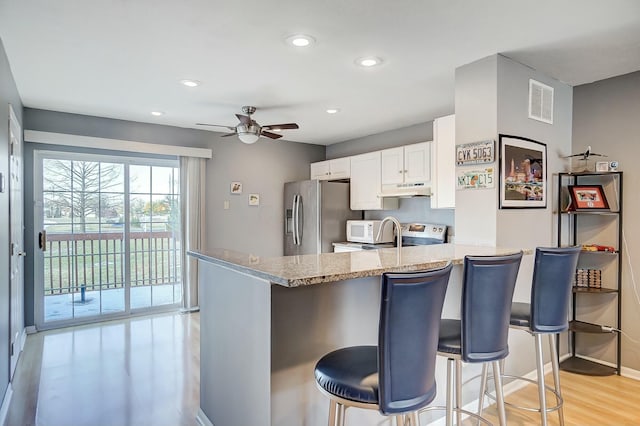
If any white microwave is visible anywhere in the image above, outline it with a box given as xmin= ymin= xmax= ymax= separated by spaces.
xmin=346 ymin=220 xmax=395 ymax=244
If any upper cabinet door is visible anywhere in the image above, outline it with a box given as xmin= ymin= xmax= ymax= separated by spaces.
xmin=350 ymin=152 xmax=398 ymax=210
xmin=380 ymin=147 xmax=404 ymax=185
xmin=404 ymin=142 xmax=431 ymax=184
xmin=328 ymin=157 xmax=351 ymax=180
xmin=310 ymin=161 xmax=331 ymax=180
xmin=310 ymin=158 xmax=351 ymax=181
xmin=431 ymin=114 xmax=455 ymax=209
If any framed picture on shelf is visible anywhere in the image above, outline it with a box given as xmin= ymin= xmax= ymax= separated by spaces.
xmin=568 ymin=185 xmax=609 ymax=210
xmin=499 ymin=134 xmax=547 ymax=208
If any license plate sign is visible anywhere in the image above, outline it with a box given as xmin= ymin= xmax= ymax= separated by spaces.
xmin=456 ymin=140 xmax=495 ymax=165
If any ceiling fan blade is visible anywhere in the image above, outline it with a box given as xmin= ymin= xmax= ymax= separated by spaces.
xmin=196 ymin=123 xmax=236 ymax=131
xmin=261 ymin=131 xmax=283 ymax=139
xmin=263 ymin=123 xmax=299 ymax=130
xmin=235 ymin=114 xmax=251 ymax=125
xmin=221 ymin=133 xmax=237 ymax=137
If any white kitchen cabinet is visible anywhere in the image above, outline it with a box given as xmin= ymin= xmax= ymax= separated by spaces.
xmin=381 ymin=142 xmax=431 ymax=185
xmin=350 ymin=152 xmax=398 ymax=210
xmin=310 ymin=157 xmax=351 ymax=180
xmin=431 ymin=114 xmax=456 ymax=209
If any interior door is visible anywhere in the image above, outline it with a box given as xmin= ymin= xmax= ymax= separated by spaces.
xmin=9 ymin=104 xmax=24 ymax=377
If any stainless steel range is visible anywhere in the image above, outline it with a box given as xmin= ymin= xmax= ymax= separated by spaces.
xmin=333 ymin=222 xmax=447 ymax=252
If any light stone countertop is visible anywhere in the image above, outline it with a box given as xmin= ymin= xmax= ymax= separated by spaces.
xmin=188 ymin=244 xmax=528 ymax=287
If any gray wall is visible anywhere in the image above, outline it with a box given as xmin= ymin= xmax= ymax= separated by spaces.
xmin=23 ymin=108 xmax=325 ymax=326
xmin=573 ymin=71 xmax=640 ymax=371
xmin=0 ymin=38 xmax=23 ymax=406
xmin=326 ymin=120 xmax=455 ymax=230
xmin=453 ymin=54 xmax=574 ymax=392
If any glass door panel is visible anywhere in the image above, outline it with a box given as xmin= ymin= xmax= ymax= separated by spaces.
xmin=37 ymin=153 xmax=180 ymax=328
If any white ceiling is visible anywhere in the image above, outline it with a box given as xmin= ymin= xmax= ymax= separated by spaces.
xmin=1 ymin=0 xmax=639 ymax=145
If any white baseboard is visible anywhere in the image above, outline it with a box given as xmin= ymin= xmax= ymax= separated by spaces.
xmin=621 ymin=367 xmax=640 ymax=380
xmin=25 ymin=326 xmax=37 ymax=335
xmin=196 ymin=408 xmax=214 ymax=426
xmin=0 ymin=383 xmax=13 ymax=426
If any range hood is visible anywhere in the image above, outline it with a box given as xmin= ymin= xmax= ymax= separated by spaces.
xmin=379 ymin=182 xmax=431 ymax=198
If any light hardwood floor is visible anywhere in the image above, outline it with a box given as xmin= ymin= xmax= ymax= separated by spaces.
xmin=5 ymin=312 xmax=200 ymax=426
xmin=4 ymin=312 xmax=640 ymax=425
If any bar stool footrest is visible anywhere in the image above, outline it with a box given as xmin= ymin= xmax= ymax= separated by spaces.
xmin=419 ymin=405 xmax=494 ymax=426
xmin=483 ymin=373 xmax=563 ymax=413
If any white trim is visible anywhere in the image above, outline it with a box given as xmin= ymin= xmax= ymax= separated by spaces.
xmin=196 ymin=408 xmax=214 ymax=426
xmin=622 ymin=366 xmax=640 ymax=381
xmin=25 ymin=325 xmax=37 ymax=335
xmin=24 ymin=130 xmax=213 ymax=159
xmin=0 ymin=384 xmax=13 ymax=426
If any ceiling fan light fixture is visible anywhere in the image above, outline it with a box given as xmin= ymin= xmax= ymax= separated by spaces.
xmin=286 ymin=34 xmax=315 ymax=48
xmin=238 ymin=132 xmax=260 ymax=144
xmin=356 ymin=56 xmax=383 ymax=67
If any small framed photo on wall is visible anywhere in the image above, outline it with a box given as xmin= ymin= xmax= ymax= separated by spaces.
xmin=230 ymin=182 xmax=242 ymax=194
xmin=248 ymin=194 xmax=260 ymax=206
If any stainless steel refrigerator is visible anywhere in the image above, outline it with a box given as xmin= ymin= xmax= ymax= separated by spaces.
xmin=284 ymin=180 xmax=362 ymax=255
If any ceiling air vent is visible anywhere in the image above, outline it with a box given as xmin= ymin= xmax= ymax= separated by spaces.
xmin=528 ymin=79 xmax=554 ymax=124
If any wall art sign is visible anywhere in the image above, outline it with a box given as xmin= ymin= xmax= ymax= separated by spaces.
xmin=456 ymin=167 xmax=495 ymax=189
xmin=499 ymin=134 xmax=547 ymax=209
xmin=456 ymin=140 xmax=495 ymax=166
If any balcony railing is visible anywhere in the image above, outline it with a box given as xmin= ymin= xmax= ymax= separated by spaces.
xmin=44 ymin=231 xmax=182 ymax=295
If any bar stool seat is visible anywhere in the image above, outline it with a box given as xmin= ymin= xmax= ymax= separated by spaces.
xmin=314 ymin=264 xmax=453 ymax=426
xmin=508 ymin=302 xmax=532 ymax=328
xmin=436 ymin=319 xmax=461 ymax=355
xmin=314 ymin=346 xmax=379 ymax=404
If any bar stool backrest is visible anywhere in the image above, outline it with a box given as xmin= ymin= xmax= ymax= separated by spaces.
xmin=378 ymin=263 xmax=452 ymax=415
xmin=461 ymin=252 xmax=523 ymax=363
xmin=531 ymin=246 xmax=581 ymax=333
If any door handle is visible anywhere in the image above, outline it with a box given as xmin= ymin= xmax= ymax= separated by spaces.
xmin=292 ymin=195 xmax=299 ymax=245
xmin=39 ymin=231 xmax=47 ymax=251
xmin=294 ymin=194 xmax=301 ymax=246
xmin=17 ymin=251 xmax=26 ymax=257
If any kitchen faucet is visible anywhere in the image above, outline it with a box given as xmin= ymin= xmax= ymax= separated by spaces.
xmin=377 ymin=216 xmax=402 ymax=249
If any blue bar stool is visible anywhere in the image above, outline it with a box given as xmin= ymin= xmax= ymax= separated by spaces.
xmin=479 ymin=246 xmax=580 ymax=426
xmin=314 ymin=264 xmax=453 ymax=426
xmin=432 ymin=252 xmax=523 ymax=426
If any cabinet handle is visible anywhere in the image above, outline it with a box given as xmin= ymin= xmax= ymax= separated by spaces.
xmin=404 ymin=169 xmax=408 ymax=173
xmin=398 ymin=170 xmax=403 ymax=174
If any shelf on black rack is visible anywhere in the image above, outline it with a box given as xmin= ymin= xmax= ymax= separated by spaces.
xmin=569 ymin=320 xmax=618 ymax=334
xmin=560 ymin=356 xmax=617 ymax=376
xmin=573 ymin=286 xmax=618 ymax=294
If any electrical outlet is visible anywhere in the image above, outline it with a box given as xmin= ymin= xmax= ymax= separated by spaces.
xmin=223 ymin=200 xmax=230 ymax=210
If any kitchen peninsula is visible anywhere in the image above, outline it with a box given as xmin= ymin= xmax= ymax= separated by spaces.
xmin=190 ymin=244 xmax=529 ymax=426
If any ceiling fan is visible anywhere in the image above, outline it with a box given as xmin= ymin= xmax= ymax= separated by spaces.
xmin=196 ymin=106 xmax=299 ymax=144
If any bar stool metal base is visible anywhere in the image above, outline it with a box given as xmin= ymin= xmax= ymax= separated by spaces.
xmin=478 ymin=333 xmax=564 ymax=426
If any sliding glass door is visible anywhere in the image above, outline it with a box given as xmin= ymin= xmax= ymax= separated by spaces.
xmin=34 ymin=151 xmax=181 ymax=328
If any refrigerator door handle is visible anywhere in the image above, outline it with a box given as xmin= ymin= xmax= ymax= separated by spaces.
xmin=293 ymin=194 xmax=300 ymax=245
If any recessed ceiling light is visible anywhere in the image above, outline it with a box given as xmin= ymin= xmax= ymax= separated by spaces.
xmin=326 ymin=108 xmax=340 ymax=114
xmin=285 ymin=34 xmax=316 ymax=47
xmin=356 ymin=56 xmax=383 ymax=67
xmin=151 ymin=111 xmax=164 ymax=116
xmin=180 ymin=79 xmax=201 ymax=87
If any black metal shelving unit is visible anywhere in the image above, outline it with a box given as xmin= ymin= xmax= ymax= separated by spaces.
xmin=557 ymin=171 xmax=622 ymax=376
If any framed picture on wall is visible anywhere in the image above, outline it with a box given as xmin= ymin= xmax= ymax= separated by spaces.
xmin=499 ymin=134 xmax=547 ymax=209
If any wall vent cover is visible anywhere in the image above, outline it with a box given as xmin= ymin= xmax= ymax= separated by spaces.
xmin=528 ymin=79 xmax=554 ymax=124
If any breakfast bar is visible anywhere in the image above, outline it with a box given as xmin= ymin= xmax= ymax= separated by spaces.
xmin=189 ymin=244 xmax=529 ymax=426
